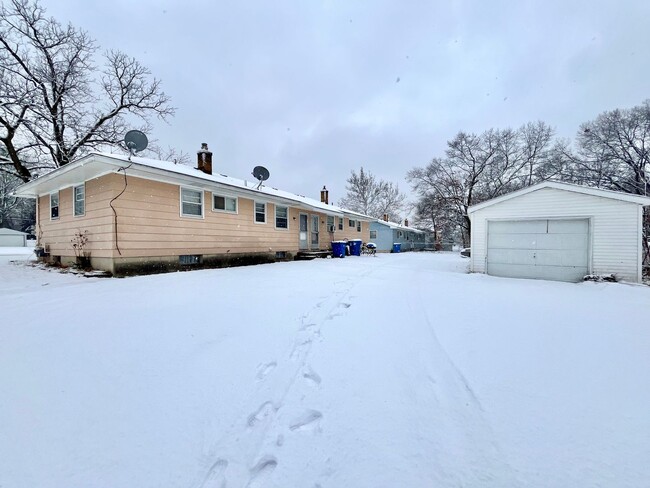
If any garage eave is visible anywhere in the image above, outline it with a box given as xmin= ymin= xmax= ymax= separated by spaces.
xmin=468 ymin=181 xmax=650 ymax=213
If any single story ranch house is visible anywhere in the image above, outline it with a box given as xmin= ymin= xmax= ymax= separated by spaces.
xmin=468 ymin=181 xmax=650 ymax=283
xmin=13 ymin=146 xmax=371 ymax=275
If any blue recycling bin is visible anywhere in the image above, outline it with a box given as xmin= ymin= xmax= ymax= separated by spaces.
xmin=392 ymin=243 xmax=401 ymax=253
xmin=331 ymin=241 xmax=346 ymax=258
xmin=349 ymin=239 xmax=363 ymax=256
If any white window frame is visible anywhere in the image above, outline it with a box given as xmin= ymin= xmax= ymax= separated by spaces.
xmin=275 ymin=205 xmax=289 ymax=230
xmin=369 ymin=230 xmax=377 ymax=240
xmin=212 ymin=193 xmax=238 ymax=214
xmin=73 ymin=183 xmax=85 ymax=217
xmin=254 ymin=201 xmax=267 ymax=224
xmin=180 ymin=186 xmax=204 ymax=218
xmin=349 ymin=219 xmax=356 ymax=228
xmin=357 ymin=220 xmax=362 ymax=232
xmin=327 ymin=215 xmax=335 ymax=233
xmin=50 ymin=191 xmax=59 ymax=220
xmin=338 ymin=216 xmax=344 ymax=231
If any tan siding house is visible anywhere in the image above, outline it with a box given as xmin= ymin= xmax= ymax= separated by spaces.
xmin=16 ymin=151 xmax=371 ymax=275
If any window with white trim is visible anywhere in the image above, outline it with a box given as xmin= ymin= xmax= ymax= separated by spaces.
xmin=370 ymin=230 xmax=377 ymax=239
xmin=50 ymin=192 xmax=59 ymax=219
xmin=338 ymin=217 xmax=343 ymax=230
xmin=74 ymin=184 xmax=85 ymax=216
xmin=357 ymin=221 xmax=361 ymax=232
xmin=181 ymin=187 xmax=203 ymax=217
xmin=275 ymin=205 xmax=288 ymax=229
xmin=349 ymin=219 xmax=356 ymax=228
xmin=327 ymin=215 xmax=335 ymax=232
xmin=254 ymin=202 xmax=266 ymax=223
xmin=213 ymin=194 xmax=237 ymax=213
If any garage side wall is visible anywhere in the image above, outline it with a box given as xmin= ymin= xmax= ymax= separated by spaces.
xmin=470 ymin=187 xmax=641 ymax=282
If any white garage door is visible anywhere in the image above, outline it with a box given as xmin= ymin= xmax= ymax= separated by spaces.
xmin=487 ymin=219 xmax=589 ymax=282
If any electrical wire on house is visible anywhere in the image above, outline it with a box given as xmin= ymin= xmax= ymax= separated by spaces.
xmin=109 ymin=163 xmax=133 ymax=256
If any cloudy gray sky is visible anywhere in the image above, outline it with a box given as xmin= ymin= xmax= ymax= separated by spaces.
xmin=47 ymin=0 xmax=650 ymax=212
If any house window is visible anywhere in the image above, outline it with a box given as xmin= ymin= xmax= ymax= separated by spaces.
xmin=338 ymin=217 xmax=343 ymax=230
xmin=349 ymin=219 xmax=356 ymax=228
xmin=370 ymin=230 xmax=377 ymax=239
xmin=357 ymin=221 xmax=361 ymax=232
xmin=179 ymin=254 xmax=201 ymax=265
xmin=181 ymin=187 xmax=203 ymax=217
xmin=213 ymin=194 xmax=237 ymax=213
xmin=74 ymin=184 xmax=85 ymax=216
xmin=397 ymin=231 xmax=403 ymax=238
xmin=254 ymin=202 xmax=266 ymax=223
xmin=50 ymin=192 xmax=59 ymax=219
xmin=275 ymin=205 xmax=288 ymax=229
xmin=327 ymin=215 xmax=335 ymax=232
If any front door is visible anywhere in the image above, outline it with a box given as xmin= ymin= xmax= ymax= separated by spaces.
xmin=311 ymin=215 xmax=319 ymax=249
xmin=299 ymin=213 xmax=308 ymax=249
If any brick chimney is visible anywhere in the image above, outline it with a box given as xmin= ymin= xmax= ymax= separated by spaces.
xmin=404 ymin=218 xmax=409 ymax=227
xmin=383 ymin=213 xmax=389 ymax=222
xmin=320 ymin=185 xmax=329 ymax=205
xmin=197 ymin=143 xmax=212 ymax=175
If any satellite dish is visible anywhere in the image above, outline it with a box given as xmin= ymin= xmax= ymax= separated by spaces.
xmin=124 ymin=130 xmax=149 ymax=157
xmin=252 ymin=165 xmax=270 ymax=188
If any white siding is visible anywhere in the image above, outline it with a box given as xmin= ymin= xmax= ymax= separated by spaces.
xmin=470 ymin=187 xmax=642 ymax=282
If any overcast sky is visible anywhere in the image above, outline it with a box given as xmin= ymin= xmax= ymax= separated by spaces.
xmin=47 ymin=0 xmax=650 ymax=212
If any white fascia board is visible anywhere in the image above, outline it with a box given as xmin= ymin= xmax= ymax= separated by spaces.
xmin=468 ymin=181 xmax=650 ymax=213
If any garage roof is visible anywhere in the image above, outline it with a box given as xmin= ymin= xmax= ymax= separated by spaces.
xmin=468 ymin=181 xmax=650 ymax=213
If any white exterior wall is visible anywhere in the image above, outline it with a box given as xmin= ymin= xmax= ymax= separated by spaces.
xmin=470 ymin=187 xmax=642 ymax=282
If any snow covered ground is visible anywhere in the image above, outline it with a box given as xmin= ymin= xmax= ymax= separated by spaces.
xmin=1 ymin=252 xmax=648 ymax=488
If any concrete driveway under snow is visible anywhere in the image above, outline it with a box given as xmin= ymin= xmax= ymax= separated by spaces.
xmin=0 ymin=252 xmax=648 ymax=488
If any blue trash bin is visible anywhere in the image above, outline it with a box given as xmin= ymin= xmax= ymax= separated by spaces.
xmin=331 ymin=241 xmax=346 ymax=258
xmin=349 ymin=239 xmax=363 ymax=256
xmin=392 ymin=243 xmax=401 ymax=253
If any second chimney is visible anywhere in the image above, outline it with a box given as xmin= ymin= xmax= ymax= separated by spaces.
xmin=383 ymin=213 xmax=389 ymax=222
xmin=197 ymin=143 xmax=213 ymax=175
xmin=404 ymin=218 xmax=409 ymax=227
xmin=320 ymin=185 xmax=329 ymax=205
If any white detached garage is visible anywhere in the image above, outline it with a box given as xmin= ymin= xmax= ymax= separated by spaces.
xmin=468 ymin=182 xmax=650 ymax=283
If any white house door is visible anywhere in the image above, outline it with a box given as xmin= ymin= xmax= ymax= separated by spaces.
xmin=487 ymin=219 xmax=589 ymax=282
xmin=299 ymin=214 xmax=308 ymax=250
xmin=311 ymin=215 xmax=320 ymax=249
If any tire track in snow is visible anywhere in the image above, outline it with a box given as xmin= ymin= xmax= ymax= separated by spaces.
xmin=408 ymin=269 xmax=520 ymax=486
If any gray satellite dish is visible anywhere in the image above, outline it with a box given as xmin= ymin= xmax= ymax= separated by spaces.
xmin=124 ymin=130 xmax=148 ymax=158
xmin=252 ymin=165 xmax=270 ymax=188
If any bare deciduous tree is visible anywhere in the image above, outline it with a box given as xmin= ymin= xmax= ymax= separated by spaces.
xmin=408 ymin=122 xmax=558 ymax=246
xmin=565 ymin=101 xmax=650 ymax=268
xmin=338 ymin=167 xmax=406 ymax=221
xmin=0 ymin=0 xmax=174 ymax=181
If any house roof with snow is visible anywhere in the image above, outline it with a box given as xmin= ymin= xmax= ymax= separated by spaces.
xmin=468 ymin=181 xmax=650 ymax=213
xmin=372 ymin=219 xmax=426 ymax=234
xmin=13 ymin=152 xmax=373 ymax=220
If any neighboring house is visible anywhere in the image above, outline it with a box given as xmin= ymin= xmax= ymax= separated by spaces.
xmin=13 ymin=147 xmax=371 ymax=275
xmin=0 ymin=227 xmax=27 ymax=247
xmin=468 ymin=181 xmax=650 ymax=283
xmin=369 ymin=217 xmax=427 ymax=252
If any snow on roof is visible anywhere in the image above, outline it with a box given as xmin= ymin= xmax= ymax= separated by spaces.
xmin=0 ymin=228 xmax=27 ymax=236
xmin=468 ymin=180 xmax=650 ymax=213
xmin=15 ymin=152 xmax=373 ymax=220
xmin=373 ymin=219 xmax=425 ymax=233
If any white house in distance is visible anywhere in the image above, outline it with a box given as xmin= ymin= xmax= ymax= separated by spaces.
xmin=468 ymin=181 xmax=650 ymax=283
